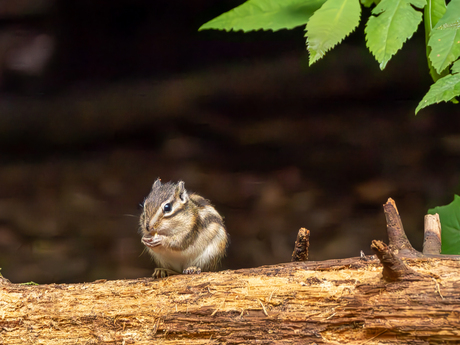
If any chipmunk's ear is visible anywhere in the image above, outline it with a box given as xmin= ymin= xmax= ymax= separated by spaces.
xmin=175 ymin=181 xmax=189 ymax=204
xmin=152 ymin=178 xmax=162 ymax=189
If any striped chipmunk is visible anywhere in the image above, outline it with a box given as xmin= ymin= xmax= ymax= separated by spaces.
xmin=139 ymin=178 xmax=229 ymax=278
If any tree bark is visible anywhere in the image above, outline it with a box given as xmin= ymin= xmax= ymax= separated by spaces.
xmin=1 ymin=198 xmax=459 ymax=344
xmin=1 ymin=255 xmax=460 ymax=344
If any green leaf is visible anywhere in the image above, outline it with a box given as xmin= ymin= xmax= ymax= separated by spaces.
xmin=428 ymin=32 xmax=460 ymax=74
xmin=428 ymin=0 xmax=460 ymax=73
xmin=424 ymin=0 xmax=447 ymax=81
xmin=199 ymin=0 xmax=326 ymax=32
xmin=365 ymin=0 xmax=426 ymax=69
xmin=361 ymin=0 xmax=375 ymax=9
xmin=424 ymin=0 xmax=446 ymax=29
xmin=428 ymin=195 xmax=460 ymax=254
xmin=416 ymin=71 xmax=460 ymax=113
xmin=451 ymin=58 xmax=460 ymax=74
xmin=306 ymin=0 xmax=361 ymax=65
xmin=437 ymin=20 xmax=460 ymax=29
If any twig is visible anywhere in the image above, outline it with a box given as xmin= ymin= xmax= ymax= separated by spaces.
xmin=423 ymin=213 xmax=442 ymax=255
xmin=383 ymin=198 xmax=421 ymax=258
xmin=291 ymin=228 xmax=310 ymax=262
xmin=371 ymin=240 xmax=425 ymax=282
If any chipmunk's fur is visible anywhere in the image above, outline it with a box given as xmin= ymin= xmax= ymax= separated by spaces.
xmin=139 ymin=178 xmax=228 ymax=278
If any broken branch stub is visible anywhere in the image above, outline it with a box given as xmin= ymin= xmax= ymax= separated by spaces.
xmin=383 ymin=198 xmax=421 ymax=258
xmin=291 ymin=227 xmax=309 ymax=262
xmin=371 ymin=240 xmax=426 ymax=282
xmin=423 ymin=213 xmax=442 ymax=255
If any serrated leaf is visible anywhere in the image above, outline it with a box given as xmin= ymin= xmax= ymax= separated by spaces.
xmin=199 ymin=0 xmax=326 ymax=32
xmin=428 ymin=0 xmax=460 ymax=73
xmin=428 ymin=195 xmax=460 ymax=254
xmin=365 ymin=0 xmax=426 ymax=70
xmin=428 ymin=29 xmax=460 ymax=73
xmin=424 ymin=0 xmax=447 ymax=81
xmin=416 ymin=72 xmax=460 ymax=113
xmin=306 ymin=0 xmax=361 ymax=65
xmin=451 ymin=59 xmax=460 ymax=74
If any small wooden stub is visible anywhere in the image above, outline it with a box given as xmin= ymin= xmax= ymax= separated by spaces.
xmin=291 ymin=227 xmax=310 ymax=262
xmin=383 ymin=198 xmax=421 ymax=258
xmin=371 ymin=240 xmax=424 ymax=282
xmin=387 ymin=197 xmax=399 ymax=214
xmin=423 ymin=213 xmax=442 ymax=255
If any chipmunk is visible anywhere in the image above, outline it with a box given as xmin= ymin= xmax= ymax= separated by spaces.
xmin=139 ymin=178 xmax=228 ymax=278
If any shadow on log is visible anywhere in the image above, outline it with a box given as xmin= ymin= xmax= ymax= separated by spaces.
xmin=1 ymin=197 xmax=459 ymax=344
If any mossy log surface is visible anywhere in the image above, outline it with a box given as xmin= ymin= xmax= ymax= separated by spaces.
xmin=1 ymin=256 xmax=460 ymax=344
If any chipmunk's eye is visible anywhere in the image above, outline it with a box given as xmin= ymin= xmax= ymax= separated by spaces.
xmin=163 ymin=202 xmax=172 ymax=213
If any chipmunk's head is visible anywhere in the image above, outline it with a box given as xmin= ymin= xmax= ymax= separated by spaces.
xmin=139 ymin=178 xmax=192 ymax=236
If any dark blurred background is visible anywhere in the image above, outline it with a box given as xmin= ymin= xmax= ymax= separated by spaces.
xmin=0 ymin=0 xmax=459 ymax=283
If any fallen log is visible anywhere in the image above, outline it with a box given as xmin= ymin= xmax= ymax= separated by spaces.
xmin=1 ymin=198 xmax=459 ymax=344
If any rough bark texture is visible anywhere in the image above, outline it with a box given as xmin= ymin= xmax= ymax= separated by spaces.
xmin=370 ymin=240 xmax=426 ymax=282
xmin=383 ymin=198 xmax=421 ymax=258
xmin=1 ymin=256 xmax=460 ymax=344
xmin=291 ymin=227 xmax=310 ymax=262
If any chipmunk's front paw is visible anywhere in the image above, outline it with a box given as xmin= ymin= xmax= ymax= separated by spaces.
xmin=152 ymin=268 xmax=179 ymax=279
xmin=183 ymin=266 xmax=202 ymax=275
xmin=142 ymin=234 xmax=163 ymax=248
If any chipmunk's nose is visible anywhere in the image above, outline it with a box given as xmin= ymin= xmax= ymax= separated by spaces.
xmin=147 ymin=226 xmax=157 ymax=235
xmin=146 ymin=218 xmax=158 ymax=232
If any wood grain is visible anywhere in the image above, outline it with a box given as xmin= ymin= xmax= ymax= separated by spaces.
xmin=1 ymin=256 xmax=460 ymax=344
